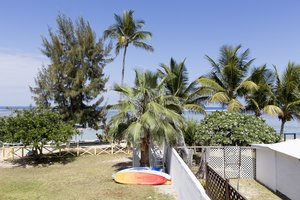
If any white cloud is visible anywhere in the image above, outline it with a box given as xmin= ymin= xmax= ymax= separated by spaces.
xmin=0 ymin=48 xmax=48 ymax=106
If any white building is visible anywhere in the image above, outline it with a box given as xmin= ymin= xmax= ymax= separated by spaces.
xmin=252 ymin=139 xmax=300 ymax=200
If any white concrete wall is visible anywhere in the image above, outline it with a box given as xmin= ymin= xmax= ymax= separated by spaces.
xmin=256 ymin=148 xmax=300 ymax=200
xmin=276 ymin=152 xmax=300 ymax=200
xmin=256 ymin=148 xmax=277 ymax=191
xmin=167 ymin=147 xmax=210 ymax=200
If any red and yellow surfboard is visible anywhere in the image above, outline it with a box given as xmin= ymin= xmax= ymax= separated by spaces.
xmin=114 ymin=171 xmax=168 ymax=185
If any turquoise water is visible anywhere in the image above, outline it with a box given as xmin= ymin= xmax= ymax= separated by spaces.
xmin=1 ymin=107 xmax=299 ymax=140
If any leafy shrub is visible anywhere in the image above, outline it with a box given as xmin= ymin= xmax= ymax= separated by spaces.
xmin=195 ymin=111 xmax=280 ymax=146
xmin=183 ymin=119 xmax=199 ymax=146
xmin=0 ymin=108 xmax=77 ymax=156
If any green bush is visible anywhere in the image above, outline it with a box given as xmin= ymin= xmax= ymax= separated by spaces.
xmin=0 ymin=108 xmax=77 ymax=156
xmin=195 ymin=111 xmax=280 ymax=146
xmin=183 ymin=119 xmax=199 ymax=146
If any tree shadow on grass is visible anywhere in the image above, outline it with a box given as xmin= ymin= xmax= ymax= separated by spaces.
xmin=7 ymin=152 xmax=77 ymax=168
xmin=112 ymin=156 xmax=133 ymax=172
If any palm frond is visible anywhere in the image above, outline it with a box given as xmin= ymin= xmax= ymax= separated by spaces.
xmin=209 ymin=92 xmax=230 ymax=103
xmin=184 ymin=104 xmax=206 ymax=115
xmin=197 ymin=77 xmax=225 ymax=91
xmin=132 ymin=41 xmax=154 ymax=52
xmin=113 ymin=84 xmax=133 ymax=96
xmin=288 ymin=99 xmax=300 ymax=108
xmin=227 ymin=99 xmax=244 ymax=112
xmin=140 ymin=111 xmax=157 ymax=129
xmin=250 ymin=99 xmax=260 ymax=111
xmin=263 ymin=105 xmax=283 ymax=116
xmin=237 ymin=80 xmax=259 ymax=92
xmin=125 ymin=121 xmax=142 ymax=143
xmin=132 ymin=31 xmax=152 ymax=40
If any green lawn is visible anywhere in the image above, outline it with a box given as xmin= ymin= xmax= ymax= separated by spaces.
xmin=0 ymin=154 xmax=174 ymax=200
xmin=229 ymin=179 xmax=282 ymax=200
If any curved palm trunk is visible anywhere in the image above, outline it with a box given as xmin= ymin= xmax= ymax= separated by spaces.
xmin=140 ymin=136 xmax=150 ymax=166
xmin=280 ymin=120 xmax=286 ymax=137
xmin=121 ymin=45 xmax=128 ymax=86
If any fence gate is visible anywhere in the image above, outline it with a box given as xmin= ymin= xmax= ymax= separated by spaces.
xmin=206 ymin=147 xmax=256 ymax=179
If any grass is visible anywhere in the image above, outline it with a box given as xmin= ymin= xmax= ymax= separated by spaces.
xmin=229 ymin=179 xmax=282 ymax=200
xmin=0 ymin=154 xmax=174 ymax=200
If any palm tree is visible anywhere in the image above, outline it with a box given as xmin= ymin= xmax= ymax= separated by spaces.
xmin=198 ymin=45 xmax=258 ymax=112
xmin=104 ymin=10 xmax=153 ymax=86
xmin=158 ymin=58 xmax=205 ymax=165
xmin=246 ymin=65 xmax=279 ymax=116
xmin=107 ymin=70 xmax=185 ymax=166
xmin=158 ymin=58 xmax=205 ymax=113
xmin=271 ymin=63 xmax=300 ymax=136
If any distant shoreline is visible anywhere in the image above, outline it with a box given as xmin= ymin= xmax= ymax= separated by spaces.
xmin=0 ymin=106 xmax=226 ymax=111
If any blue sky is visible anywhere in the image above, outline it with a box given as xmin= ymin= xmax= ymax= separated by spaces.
xmin=1 ymin=1 xmax=300 ymax=106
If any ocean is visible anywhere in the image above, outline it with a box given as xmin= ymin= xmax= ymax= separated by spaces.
xmin=0 ymin=106 xmax=299 ymax=141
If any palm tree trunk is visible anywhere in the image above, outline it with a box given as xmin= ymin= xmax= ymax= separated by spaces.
xmin=121 ymin=45 xmax=128 ymax=86
xmin=140 ymin=136 xmax=149 ymax=166
xmin=280 ymin=120 xmax=286 ymax=137
xmin=177 ymin=132 xmax=191 ymax=165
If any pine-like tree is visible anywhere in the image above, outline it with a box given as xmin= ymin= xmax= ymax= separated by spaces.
xmin=31 ymin=14 xmax=112 ymax=129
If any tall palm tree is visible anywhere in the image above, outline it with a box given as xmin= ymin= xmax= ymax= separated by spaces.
xmin=198 ymin=45 xmax=258 ymax=112
xmin=107 ymin=70 xmax=185 ymax=166
xmin=271 ymin=63 xmax=300 ymax=136
xmin=104 ymin=10 xmax=153 ymax=86
xmin=158 ymin=58 xmax=205 ymax=114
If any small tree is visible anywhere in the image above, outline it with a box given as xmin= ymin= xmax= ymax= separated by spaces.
xmin=107 ymin=70 xmax=185 ymax=166
xmin=195 ymin=111 xmax=280 ymax=146
xmin=0 ymin=108 xmax=76 ymax=157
